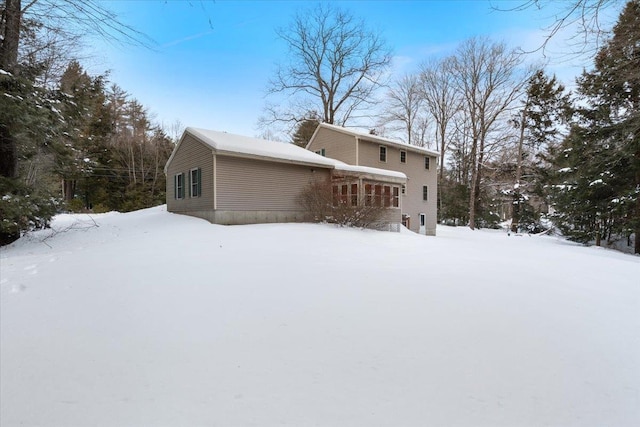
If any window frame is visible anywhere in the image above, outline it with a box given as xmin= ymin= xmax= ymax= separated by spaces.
xmin=351 ymin=183 xmax=358 ymax=207
xmin=379 ymin=145 xmax=387 ymax=163
xmin=174 ymin=173 xmax=185 ymax=200
xmin=400 ymin=150 xmax=406 ymax=164
xmin=365 ymin=183 xmax=373 ymax=206
xmin=424 ymin=156 xmax=430 ymax=170
xmin=422 ymin=185 xmax=428 ymax=201
xmin=190 ymin=167 xmax=201 ymax=198
xmin=383 ymin=185 xmax=391 ymax=207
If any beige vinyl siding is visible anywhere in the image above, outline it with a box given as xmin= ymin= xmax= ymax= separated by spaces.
xmin=166 ymin=134 xmax=214 ymax=212
xmin=307 ymin=127 xmax=357 ymax=165
xmin=357 ymin=138 xmax=437 ymax=234
xmin=216 ymin=156 xmax=330 ymax=211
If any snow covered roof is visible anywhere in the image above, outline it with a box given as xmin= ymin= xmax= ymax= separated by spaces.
xmin=187 ymin=127 xmax=337 ymax=168
xmin=312 ymin=123 xmax=440 ymax=157
xmin=332 ymin=162 xmax=406 ymax=183
xmin=166 ymin=127 xmax=406 ymax=182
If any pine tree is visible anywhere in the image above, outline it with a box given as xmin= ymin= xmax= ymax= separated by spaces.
xmin=549 ymin=0 xmax=640 ymax=253
xmin=510 ymin=70 xmax=571 ymax=232
xmin=291 ymin=113 xmax=320 ymax=148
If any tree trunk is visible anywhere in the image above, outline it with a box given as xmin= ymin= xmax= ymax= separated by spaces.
xmin=473 ymin=134 xmax=487 ymax=227
xmin=512 ymin=103 xmax=528 ymax=232
xmin=0 ymin=0 xmax=21 ymax=73
xmin=0 ymin=0 xmax=21 ymax=179
xmin=468 ymin=136 xmax=479 ymax=229
xmin=63 ymin=179 xmax=76 ymax=202
xmin=0 ymin=124 xmax=18 ymax=178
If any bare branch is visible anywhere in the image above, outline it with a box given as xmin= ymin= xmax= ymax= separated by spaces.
xmin=265 ymin=3 xmax=391 ymax=127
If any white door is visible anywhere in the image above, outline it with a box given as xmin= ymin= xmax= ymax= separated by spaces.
xmin=419 ymin=213 xmax=426 ymax=234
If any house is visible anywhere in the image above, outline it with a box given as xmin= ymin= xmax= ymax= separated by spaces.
xmin=307 ymin=123 xmax=439 ymax=235
xmin=165 ymin=127 xmax=406 ymax=228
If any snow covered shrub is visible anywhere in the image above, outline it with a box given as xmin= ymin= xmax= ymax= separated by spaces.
xmin=0 ymin=177 xmax=59 ymax=246
xmin=297 ymin=178 xmax=392 ymax=229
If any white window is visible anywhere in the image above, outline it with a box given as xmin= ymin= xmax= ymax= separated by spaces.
xmin=400 ymin=150 xmax=406 ymax=163
xmin=401 ymin=184 xmax=406 ymax=195
xmin=190 ymin=168 xmax=201 ymax=198
xmin=423 ymin=185 xmax=428 ymax=201
xmin=174 ymin=173 xmax=185 ymax=200
xmin=425 ymin=156 xmax=430 ymax=170
xmin=379 ymin=146 xmax=387 ymax=162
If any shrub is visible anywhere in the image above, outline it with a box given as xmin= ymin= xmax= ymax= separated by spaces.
xmin=0 ymin=177 xmax=59 ymax=246
xmin=297 ymin=178 xmax=394 ymax=229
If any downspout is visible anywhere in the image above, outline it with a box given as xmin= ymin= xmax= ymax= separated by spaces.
xmin=355 ymin=136 xmax=360 ymax=165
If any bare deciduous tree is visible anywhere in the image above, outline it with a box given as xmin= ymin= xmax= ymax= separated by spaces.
xmin=264 ymin=3 xmax=391 ymax=128
xmin=378 ymin=74 xmax=427 ymax=146
xmin=451 ymin=37 xmax=527 ymax=229
xmin=420 ymin=57 xmax=460 ymax=182
xmin=495 ymin=0 xmax=623 ymax=56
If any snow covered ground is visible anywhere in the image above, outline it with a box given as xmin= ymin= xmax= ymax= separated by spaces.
xmin=1 ymin=206 xmax=638 ymax=427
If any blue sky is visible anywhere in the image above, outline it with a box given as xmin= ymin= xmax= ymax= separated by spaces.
xmin=86 ymin=1 xmax=620 ymax=139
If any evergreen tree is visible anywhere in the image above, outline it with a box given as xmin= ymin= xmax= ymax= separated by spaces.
xmin=548 ymin=0 xmax=640 ymax=253
xmin=291 ymin=112 xmax=320 ymax=148
xmin=510 ymin=70 xmax=571 ymax=232
xmin=54 ymin=61 xmax=113 ymax=205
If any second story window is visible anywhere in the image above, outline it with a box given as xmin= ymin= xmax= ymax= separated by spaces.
xmin=379 ymin=146 xmax=387 ymax=162
xmin=400 ymin=150 xmax=406 ymax=163
xmin=423 ymin=185 xmax=429 ymax=201
xmin=425 ymin=156 xmax=430 ymax=170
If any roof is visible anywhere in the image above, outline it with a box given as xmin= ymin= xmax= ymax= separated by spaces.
xmin=311 ymin=122 xmax=440 ymax=157
xmin=166 ymin=127 xmax=406 ymax=182
xmin=187 ymin=127 xmax=337 ymax=168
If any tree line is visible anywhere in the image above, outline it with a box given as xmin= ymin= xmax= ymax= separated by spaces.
xmin=278 ymin=1 xmax=638 ymax=253
xmin=2 ymin=0 xmax=637 ymax=254
xmin=1 ymin=0 xmax=174 ymax=245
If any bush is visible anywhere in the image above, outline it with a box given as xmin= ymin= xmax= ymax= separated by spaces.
xmin=297 ymin=178 xmax=394 ymax=229
xmin=0 ymin=177 xmax=59 ymax=246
